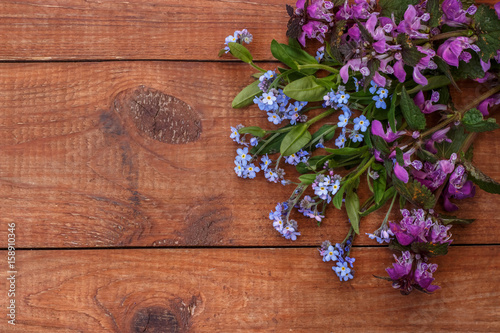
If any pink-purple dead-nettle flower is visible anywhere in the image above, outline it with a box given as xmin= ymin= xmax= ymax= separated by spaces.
xmin=224 ymin=0 xmax=500 ymax=294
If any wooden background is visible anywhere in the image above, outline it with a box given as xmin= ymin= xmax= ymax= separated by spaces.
xmin=0 ymin=0 xmax=499 ymax=332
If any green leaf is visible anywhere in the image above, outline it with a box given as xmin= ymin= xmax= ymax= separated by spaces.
xmin=250 ymin=132 xmax=287 ymax=155
xmin=228 ymin=42 xmax=253 ymax=63
xmin=411 ymin=242 xmax=449 ymax=257
xmin=232 ymin=80 xmax=261 ymax=108
xmin=332 ymin=185 xmax=346 ymax=209
xmin=372 ymin=163 xmax=387 ymax=204
xmin=238 ymin=126 xmax=266 ymax=137
xmin=324 ymin=146 xmax=368 ymax=156
xmin=397 ymin=34 xmax=426 ymax=67
xmin=388 ymin=86 xmax=401 ymax=133
xmin=474 ymin=5 xmax=500 ymax=62
xmin=345 ymin=190 xmax=360 ymax=234
xmin=462 ymin=108 xmax=500 ymax=133
xmin=299 ymin=173 xmax=317 ymax=185
xmin=439 ymin=214 xmax=475 ymax=225
xmin=434 ymin=57 xmax=459 ymax=90
xmin=395 ymin=148 xmax=404 ymax=166
xmin=379 ymin=0 xmax=420 ymax=22
xmin=360 ymin=187 xmax=397 ymax=216
xmin=288 ymin=37 xmax=302 ymax=49
xmin=296 ymin=155 xmax=326 ymax=173
xmin=450 ymin=51 xmax=485 ymax=80
xmin=407 ymin=75 xmax=451 ymax=95
xmin=371 ymin=134 xmax=390 ymax=154
xmin=270 ymin=40 xmax=317 ymax=74
xmin=400 ymin=86 xmax=426 ymax=130
xmin=393 ymin=178 xmax=436 ymax=209
xmin=463 ymin=160 xmax=500 ymax=194
xmin=435 ymin=126 xmax=468 ymax=159
xmin=283 ymin=76 xmax=328 ymax=102
xmin=280 ymin=123 xmax=312 ymax=156
xmin=427 ymin=0 xmax=442 ymax=28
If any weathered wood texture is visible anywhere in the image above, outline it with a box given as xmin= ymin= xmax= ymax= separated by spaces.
xmin=0 ymin=0 xmax=289 ymax=61
xmin=1 ymin=247 xmax=499 ymax=332
xmin=0 ymin=62 xmax=498 ymax=248
xmin=0 ymin=0 xmax=496 ymax=61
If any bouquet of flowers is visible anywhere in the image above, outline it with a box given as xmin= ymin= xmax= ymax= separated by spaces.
xmin=221 ymin=0 xmax=500 ymax=294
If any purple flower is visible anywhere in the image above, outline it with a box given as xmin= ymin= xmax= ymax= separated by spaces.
xmin=442 ymin=0 xmax=473 ymax=27
xmin=394 ymin=162 xmax=409 ymax=183
xmin=412 ymin=154 xmax=457 ymax=191
xmin=437 ymin=37 xmax=475 ymax=67
xmin=414 ymin=90 xmax=448 ymax=114
xmin=389 ymin=209 xmax=452 ymax=246
xmin=443 ymin=165 xmax=476 ymax=211
xmin=425 ymin=127 xmax=452 ymax=154
xmin=386 ymin=251 xmax=440 ymax=295
xmin=371 ymin=120 xmax=404 ymax=142
xmin=477 ymin=95 xmax=500 ymax=116
xmin=366 ymin=223 xmax=394 ymax=244
xmin=397 ymin=5 xmax=429 ymax=39
xmin=496 ymin=2 xmax=500 ymax=19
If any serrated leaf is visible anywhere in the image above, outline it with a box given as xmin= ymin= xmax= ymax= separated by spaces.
xmin=283 ymin=75 xmax=328 ymax=102
xmin=463 ymin=160 xmax=500 ymax=194
xmin=280 ymin=123 xmax=312 ymax=156
xmin=474 ymin=5 xmax=500 ymax=62
xmin=371 ymin=134 xmax=390 ymax=154
xmin=228 ymin=42 xmax=253 ymax=63
xmin=238 ymin=126 xmax=266 ymax=137
xmin=434 ymin=57 xmax=459 ymax=90
xmin=450 ymin=51 xmax=485 ymax=80
xmin=299 ymin=173 xmax=317 ymax=185
xmin=411 ymin=242 xmax=449 ymax=257
xmin=393 ymin=178 xmax=436 ymax=209
xmin=379 ymin=0 xmax=420 ymax=22
xmin=427 ymin=0 xmax=441 ymax=28
xmin=462 ymin=108 xmax=500 ymax=132
xmin=345 ymin=190 xmax=360 ymax=234
xmin=232 ymin=80 xmax=261 ymax=108
xmin=400 ymin=86 xmax=426 ymax=130
xmin=439 ymin=214 xmax=475 ymax=225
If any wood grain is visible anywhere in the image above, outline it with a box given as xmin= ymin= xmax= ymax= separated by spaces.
xmin=0 ymin=0 xmax=290 ymax=61
xmin=0 ymin=0 xmax=496 ymax=61
xmin=1 ymin=247 xmax=499 ymax=332
xmin=0 ymin=62 xmax=499 ymax=248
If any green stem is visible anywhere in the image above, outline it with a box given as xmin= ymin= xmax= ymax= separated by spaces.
xmin=306 ymin=109 xmax=336 ymax=126
xmin=420 ymin=85 xmax=500 ymax=139
xmin=307 ymin=125 xmax=337 ymax=148
xmin=348 ymin=156 xmax=376 ymax=183
xmin=297 ymin=64 xmax=339 ymax=73
xmin=250 ymin=62 xmax=267 ymax=73
xmin=253 ymin=132 xmax=280 ymax=156
xmin=381 ymin=193 xmax=398 ymax=227
xmin=429 ymin=29 xmax=473 ymax=41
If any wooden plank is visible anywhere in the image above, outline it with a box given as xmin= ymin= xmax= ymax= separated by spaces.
xmin=0 ymin=0 xmax=497 ymax=61
xmin=0 ymin=62 xmax=499 ymax=248
xmin=1 ymin=247 xmax=499 ymax=332
xmin=0 ymin=0 xmax=289 ymax=61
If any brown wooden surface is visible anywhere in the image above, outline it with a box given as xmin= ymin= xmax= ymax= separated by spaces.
xmin=0 ymin=0 xmax=499 ymax=332
xmin=2 ymin=247 xmax=500 ymax=332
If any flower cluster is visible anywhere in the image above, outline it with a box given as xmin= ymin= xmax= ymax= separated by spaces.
xmin=319 ymin=240 xmax=355 ymax=281
xmin=223 ymin=29 xmax=253 ymax=53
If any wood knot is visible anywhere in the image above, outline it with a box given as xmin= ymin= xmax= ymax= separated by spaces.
xmin=114 ymin=86 xmax=201 ymax=144
xmin=131 ymin=306 xmax=179 ymax=333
